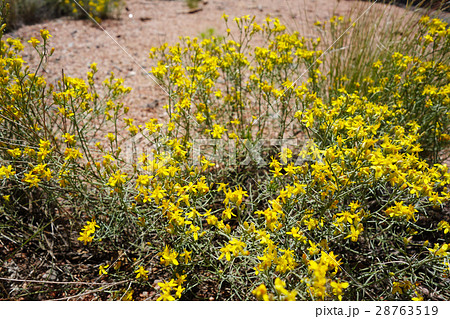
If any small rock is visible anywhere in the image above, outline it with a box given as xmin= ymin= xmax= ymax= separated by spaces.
xmin=42 ymin=269 xmax=58 ymax=281
xmin=144 ymin=100 xmax=159 ymax=109
xmin=153 ymin=279 xmax=163 ymax=289
xmin=188 ymin=8 xmax=203 ymax=14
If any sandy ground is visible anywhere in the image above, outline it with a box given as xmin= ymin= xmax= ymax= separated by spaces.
xmin=7 ymin=0 xmax=438 ymax=123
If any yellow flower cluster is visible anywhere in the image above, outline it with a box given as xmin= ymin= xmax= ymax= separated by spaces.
xmin=252 ymin=278 xmax=297 ymax=301
xmin=438 ymin=221 xmax=450 ymax=234
xmin=77 ymin=219 xmax=100 ymax=244
xmin=306 ymin=251 xmax=346 ymax=300
xmin=219 ymin=238 xmax=248 ymax=261
xmin=157 ymin=274 xmax=186 ymax=301
xmin=149 ymin=15 xmax=324 ymax=152
xmin=0 ymin=165 xmax=15 ymax=180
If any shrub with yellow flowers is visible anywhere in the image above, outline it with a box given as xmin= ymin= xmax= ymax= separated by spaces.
xmin=1 ymin=7 xmax=450 ymax=301
xmin=63 ymin=0 xmax=123 ymax=22
xmin=316 ymin=13 xmax=450 ymax=163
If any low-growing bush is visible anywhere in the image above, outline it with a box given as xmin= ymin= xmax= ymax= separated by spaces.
xmin=1 ymin=7 xmax=450 ymax=300
xmin=2 ymin=0 xmax=68 ymax=31
xmin=1 ymin=0 xmax=123 ymax=32
xmin=64 ymin=0 xmax=124 ymax=22
xmin=317 ymin=7 xmax=450 ymax=163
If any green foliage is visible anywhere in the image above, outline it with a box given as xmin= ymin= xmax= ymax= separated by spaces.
xmin=186 ymin=0 xmax=201 ymax=10
xmin=199 ymin=27 xmax=223 ymax=42
xmin=1 ymin=0 xmax=67 ymax=31
xmin=0 ymin=0 xmax=123 ymax=32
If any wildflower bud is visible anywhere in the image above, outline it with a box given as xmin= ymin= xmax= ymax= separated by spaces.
xmin=302 ymin=253 xmax=308 ymax=264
